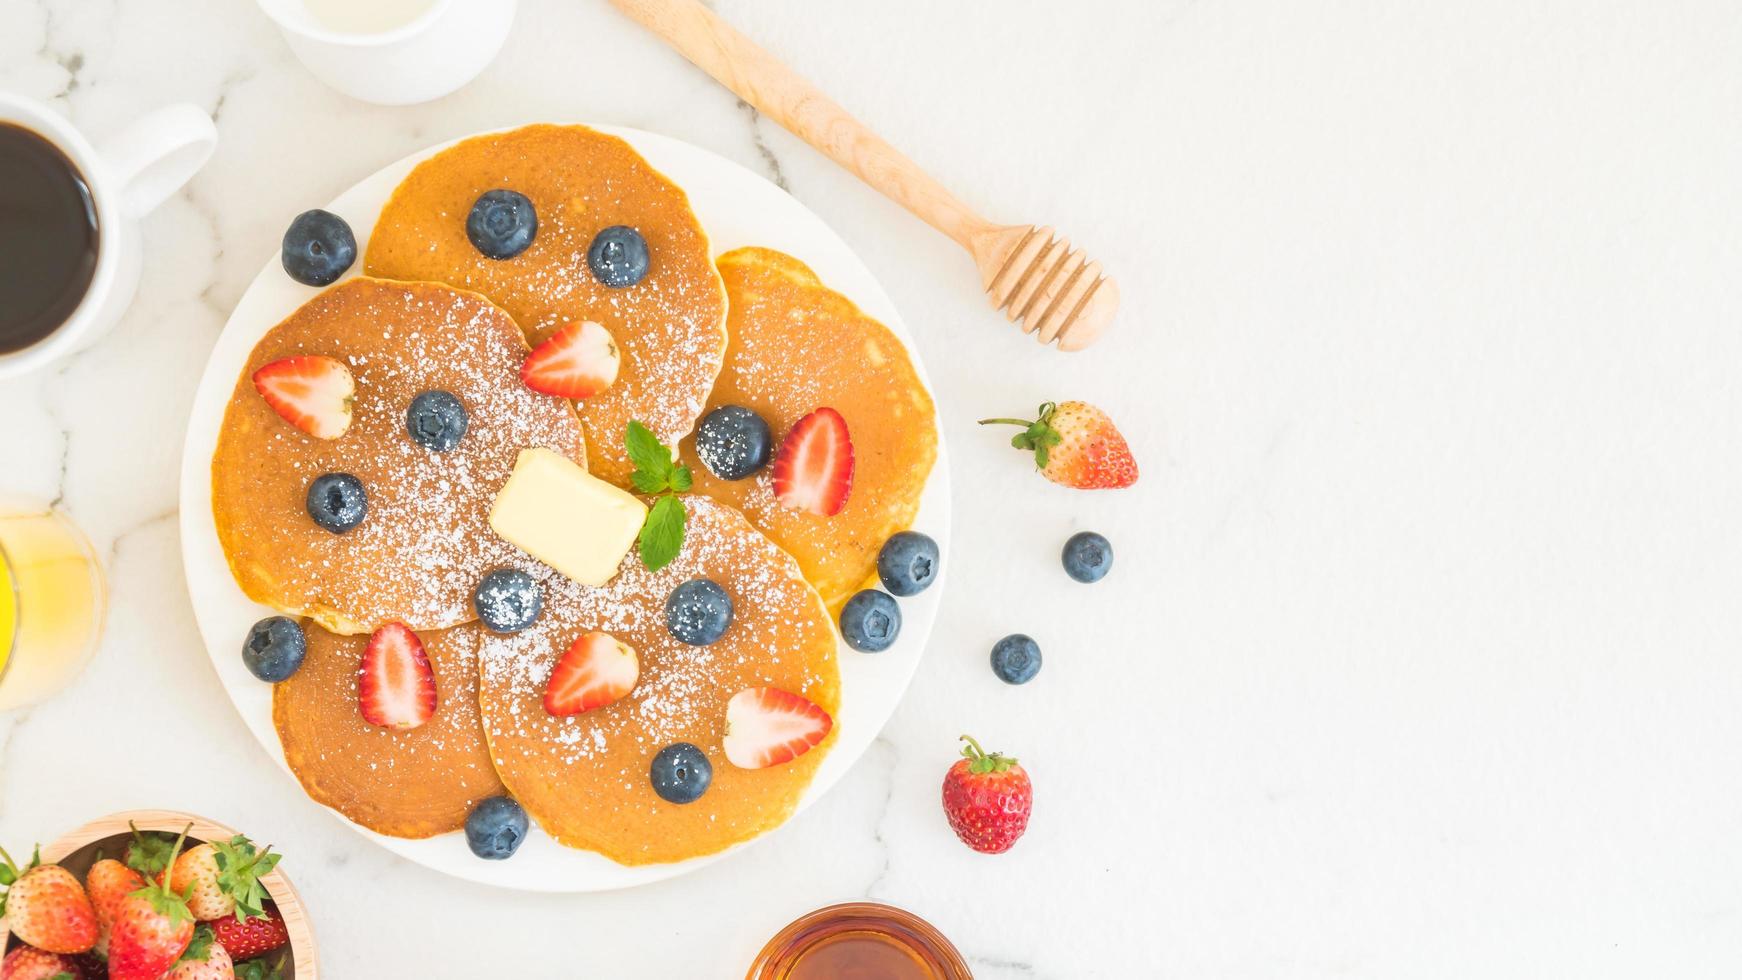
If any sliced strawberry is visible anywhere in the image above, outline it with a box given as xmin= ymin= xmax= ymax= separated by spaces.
xmin=521 ymin=320 xmax=620 ymax=399
xmin=358 ymin=622 xmax=437 ymax=730
xmin=722 ymin=687 xmax=833 ymax=769
xmin=770 ymin=407 xmax=854 ymax=516
xmin=251 ymin=355 xmax=354 ymax=439
xmin=543 ymin=631 xmax=639 ymax=716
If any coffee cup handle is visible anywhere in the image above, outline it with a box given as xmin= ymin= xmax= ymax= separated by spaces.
xmin=97 ymin=103 xmax=218 ymax=220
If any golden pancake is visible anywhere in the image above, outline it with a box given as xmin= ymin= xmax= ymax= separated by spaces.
xmin=274 ymin=622 xmax=505 ymax=838
xmin=681 ymin=247 xmax=938 ymax=611
xmin=211 ymin=277 xmax=587 ymax=635
xmin=477 ymin=497 xmax=841 ymax=866
xmin=364 ymin=124 xmax=728 ymax=488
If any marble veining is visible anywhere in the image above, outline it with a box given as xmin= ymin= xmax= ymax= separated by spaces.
xmin=8 ymin=0 xmax=1742 ymax=977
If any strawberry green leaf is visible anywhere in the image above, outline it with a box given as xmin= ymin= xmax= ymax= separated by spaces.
xmin=213 ymin=836 xmax=278 ymax=921
xmin=638 ymin=495 xmax=687 ymax=572
xmin=236 ymin=954 xmax=288 ymax=980
xmin=179 ymin=924 xmax=216 ymax=964
xmin=48 ymin=973 xmax=75 ymax=980
xmin=125 ymin=823 xmax=176 ymax=876
xmin=981 ymin=404 xmax=1063 ymax=470
xmin=959 ymin=734 xmax=1018 ymax=773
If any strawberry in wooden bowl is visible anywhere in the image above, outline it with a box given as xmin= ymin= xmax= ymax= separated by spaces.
xmin=0 ymin=811 xmax=315 ymax=978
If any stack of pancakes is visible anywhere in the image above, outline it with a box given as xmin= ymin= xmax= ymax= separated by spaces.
xmin=211 ymin=125 xmax=936 ymax=866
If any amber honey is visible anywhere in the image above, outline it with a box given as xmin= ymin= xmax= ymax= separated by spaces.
xmin=748 ymin=903 xmax=972 ymax=980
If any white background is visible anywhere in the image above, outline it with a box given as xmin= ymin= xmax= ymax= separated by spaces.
xmin=3 ymin=1 xmax=1741 ymax=976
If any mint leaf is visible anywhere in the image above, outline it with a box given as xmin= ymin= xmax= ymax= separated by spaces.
xmin=625 ymin=421 xmax=692 ymax=570
xmin=638 ymin=495 xmax=687 ymax=572
xmin=625 ymin=420 xmax=671 ymax=475
xmin=630 ymin=469 xmax=669 ymax=495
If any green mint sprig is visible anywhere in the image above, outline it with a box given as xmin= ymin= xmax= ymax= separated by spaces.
xmin=626 ymin=420 xmax=691 ymax=571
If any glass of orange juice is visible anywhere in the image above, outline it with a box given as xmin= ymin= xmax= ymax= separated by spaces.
xmin=0 ymin=498 xmax=106 ymax=712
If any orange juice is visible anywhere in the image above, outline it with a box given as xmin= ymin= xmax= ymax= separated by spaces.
xmin=0 ymin=500 xmax=105 ymax=712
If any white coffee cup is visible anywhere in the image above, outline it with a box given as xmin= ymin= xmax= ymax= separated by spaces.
xmin=0 ymin=94 xmax=217 ymax=380
xmin=255 ymin=0 xmax=518 ymax=106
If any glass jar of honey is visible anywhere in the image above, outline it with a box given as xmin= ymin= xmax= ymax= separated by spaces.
xmin=748 ymin=902 xmax=972 ymax=980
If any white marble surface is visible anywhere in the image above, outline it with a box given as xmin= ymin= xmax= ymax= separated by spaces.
xmin=4 ymin=0 xmax=1742 ymax=976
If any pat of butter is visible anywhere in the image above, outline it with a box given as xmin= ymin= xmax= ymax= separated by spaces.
xmin=489 ymin=448 xmax=647 ymax=586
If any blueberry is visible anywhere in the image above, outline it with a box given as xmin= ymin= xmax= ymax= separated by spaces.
xmin=281 ymin=209 xmax=357 ymax=286
xmin=474 ymin=569 xmax=542 ymax=633
xmin=466 ymin=189 xmax=537 ymax=260
xmin=587 ymin=225 xmax=649 ymax=288
xmin=1062 ymin=531 xmax=1113 ymax=583
xmin=876 ymin=531 xmax=940 ymax=597
xmin=990 ymin=634 xmax=1042 ymax=684
xmin=464 ymin=796 xmax=530 ymax=860
xmin=649 ymin=742 xmax=713 ymax=804
xmin=694 ymin=405 xmax=771 ymax=480
xmin=839 ymin=589 xmax=901 ymax=652
xmin=665 ymin=578 xmax=732 ymax=645
xmin=306 ymin=473 xmax=366 ymax=533
xmin=406 ymin=390 xmax=468 ymax=452
xmin=241 ymin=616 xmax=306 ymax=682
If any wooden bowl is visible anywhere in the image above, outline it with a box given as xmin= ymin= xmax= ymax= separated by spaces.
xmin=0 ymin=809 xmax=318 ymax=977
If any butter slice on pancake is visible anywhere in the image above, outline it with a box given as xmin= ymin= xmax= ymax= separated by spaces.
xmin=477 ymin=497 xmax=840 ymax=866
xmin=682 ymin=247 xmax=938 ymax=611
xmin=364 ymin=124 xmax=728 ymax=488
xmin=274 ymin=622 xmax=505 ymax=838
xmin=211 ymin=277 xmax=587 ymax=635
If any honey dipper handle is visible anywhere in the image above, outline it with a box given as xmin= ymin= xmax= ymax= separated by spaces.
xmin=607 ymin=0 xmax=992 ymax=249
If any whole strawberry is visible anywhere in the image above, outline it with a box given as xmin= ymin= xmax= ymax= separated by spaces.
xmin=163 ymin=925 xmax=235 ymax=980
xmin=979 ymin=400 xmax=1138 ymax=489
xmin=941 ymin=735 xmax=1033 ymax=854
xmin=1 ymin=944 xmax=86 ymax=980
xmin=210 ymin=906 xmax=289 ymax=960
xmin=169 ymin=836 xmax=279 ymax=922
xmin=107 ymin=827 xmax=197 ymax=980
xmin=85 ymin=857 xmax=146 ymax=956
xmin=0 ymin=845 xmax=98 ymax=954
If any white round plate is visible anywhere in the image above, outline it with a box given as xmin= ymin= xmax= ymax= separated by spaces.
xmin=179 ymin=125 xmax=949 ymax=892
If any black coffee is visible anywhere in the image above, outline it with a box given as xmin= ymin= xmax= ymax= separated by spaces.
xmin=0 ymin=122 xmax=100 ymax=354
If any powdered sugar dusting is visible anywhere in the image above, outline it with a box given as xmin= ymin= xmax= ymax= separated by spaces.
xmin=212 ymin=278 xmax=588 ymax=634
xmin=473 ymin=495 xmax=841 ymax=862
xmin=477 ymin=496 xmax=835 ymax=766
xmin=363 ymin=124 xmax=729 ymax=485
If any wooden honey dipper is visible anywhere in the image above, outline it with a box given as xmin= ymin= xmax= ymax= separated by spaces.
xmin=608 ymin=0 xmax=1119 ymax=351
